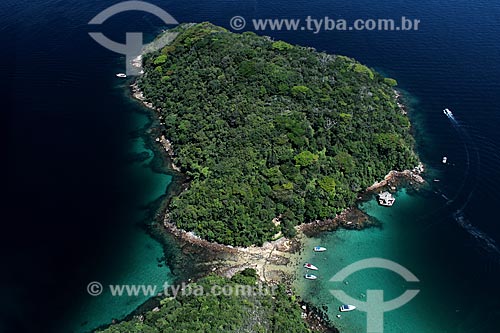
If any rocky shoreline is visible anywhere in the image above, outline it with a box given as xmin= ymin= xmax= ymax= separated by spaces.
xmin=156 ymin=165 xmax=425 ymax=280
xmin=366 ymin=166 xmax=425 ymax=192
xmin=394 ymin=89 xmax=408 ymax=115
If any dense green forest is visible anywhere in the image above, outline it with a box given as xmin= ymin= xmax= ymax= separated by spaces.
xmin=138 ymin=22 xmax=418 ymax=246
xmin=98 ymin=271 xmax=315 ymax=333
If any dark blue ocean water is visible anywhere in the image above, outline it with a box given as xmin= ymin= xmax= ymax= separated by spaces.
xmin=3 ymin=0 xmax=500 ymax=332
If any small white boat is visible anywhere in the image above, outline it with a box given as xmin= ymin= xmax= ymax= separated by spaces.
xmin=443 ymin=108 xmax=453 ymax=117
xmin=304 ymin=263 xmax=318 ymax=271
xmin=116 ymin=73 xmax=127 ymax=78
xmin=442 ymin=156 xmax=447 ymax=164
xmin=339 ymin=304 xmax=356 ymax=312
xmin=304 ymin=274 xmax=317 ymax=280
xmin=313 ymin=246 xmax=326 ymax=252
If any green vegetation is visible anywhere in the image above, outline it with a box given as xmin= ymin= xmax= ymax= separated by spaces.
xmin=98 ymin=273 xmax=314 ymax=333
xmin=272 ymin=40 xmax=293 ymax=51
xmin=383 ymin=78 xmax=398 ymax=87
xmin=353 ymin=63 xmax=374 ymax=80
xmin=153 ymin=54 xmax=168 ymax=65
xmin=138 ymin=22 xmax=418 ymax=246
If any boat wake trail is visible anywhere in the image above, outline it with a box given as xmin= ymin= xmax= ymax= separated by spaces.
xmin=443 ymin=109 xmax=500 ymax=260
xmin=453 ymin=210 xmax=500 ymax=257
xmin=443 ymin=108 xmax=457 ymax=122
xmin=444 ymin=108 xmax=479 ymax=209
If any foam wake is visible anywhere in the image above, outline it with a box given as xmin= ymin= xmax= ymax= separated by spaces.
xmin=444 ymin=109 xmax=500 ymax=260
xmin=453 ymin=210 xmax=500 ymax=256
xmin=444 ymin=108 xmax=477 ymax=208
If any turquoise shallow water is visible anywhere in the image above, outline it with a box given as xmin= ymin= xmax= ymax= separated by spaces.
xmin=295 ymin=187 xmax=499 ymax=333
xmin=63 ymin=94 xmax=176 ymax=333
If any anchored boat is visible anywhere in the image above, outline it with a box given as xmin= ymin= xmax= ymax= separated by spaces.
xmin=339 ymin=304 xmax=356 ymax=312
xmin=116 ymin=73 xmax=127 ymax=78
xmin=303 ymin=263 xmax=318 ymax=270
xmin=313 ymin=246 xmax=326 ymax=252
xmin=304 ymin=274 xmax=318 ymax=280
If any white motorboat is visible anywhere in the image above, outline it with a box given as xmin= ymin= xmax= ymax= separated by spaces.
xmin=339 ymin=304 xmax=356 ymax=312
xmin=313 ymin=246 xmax=326 ymax=252
xmin=303 ymin=263 xmax=318 ymax=271
xmin=304 ymin=274 xmax=317 ymax=280
xmin=443 ymin=108 xmax=453 ymax=117
xmin=116 ymin=73 xmax=127 ymax=78
xmin=442 ymin=156 xmax=448 ymax=164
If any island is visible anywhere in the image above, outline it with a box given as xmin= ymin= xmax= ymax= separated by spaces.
xmin=101 ymin=22 xmax=421 ymax=332
xmin=138 ymin=22 xmax=418 ymax=246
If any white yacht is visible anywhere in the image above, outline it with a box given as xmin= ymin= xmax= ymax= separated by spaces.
xmin=116 ymin=73 xmax=127 ymax=78
xmin=313 ymin=246 xmax=327 ymax=252
xmin=304 ymin=274 xmax=318 ymax=280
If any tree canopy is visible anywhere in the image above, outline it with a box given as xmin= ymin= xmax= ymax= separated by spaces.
xmin=98 ymin=274 xmax=314 ymax=333
xmin=138 ymin=22 xmax=419 ymax=246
